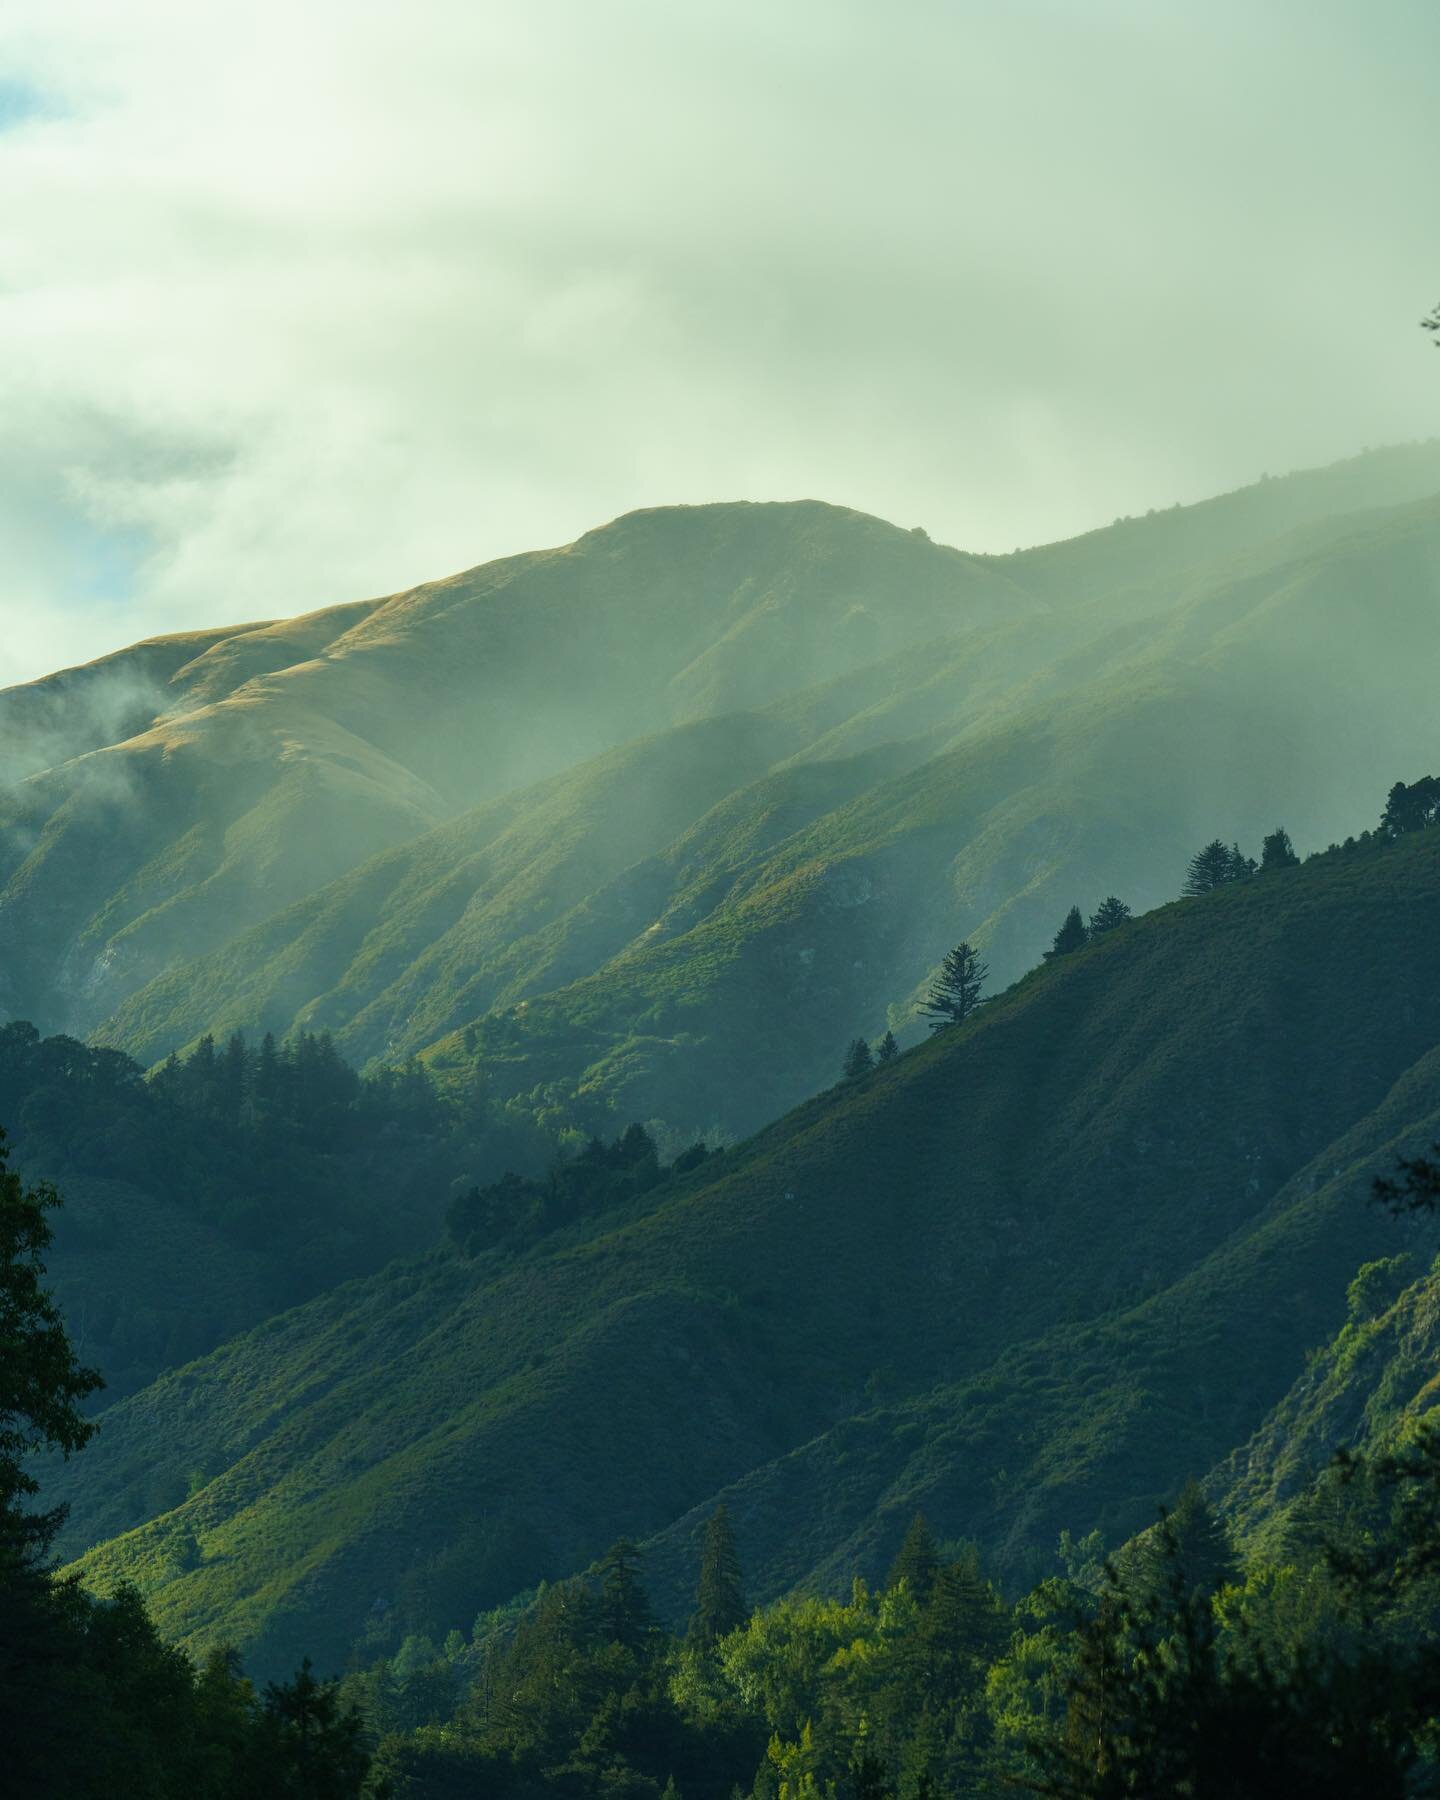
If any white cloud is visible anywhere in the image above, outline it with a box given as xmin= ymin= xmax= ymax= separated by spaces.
xmin=1 ymin=0 xmax=1437 ymax=681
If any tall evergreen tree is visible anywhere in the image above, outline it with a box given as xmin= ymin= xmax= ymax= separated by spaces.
xmin=599 ymin=1539 xmax=654 ymax=1653
xmin=1259 ymin=826 xmax=1300 ymax=870
xmin=1227 ymin=843 xmax=1256 ymax=880
xmin=922 ymin=943 xmax=988 ymax=1031
xmin=1087 ymin=896 xmax=1132 ymax=935
xmin=843 ymin=1037 xmax=875 ymax=1081
xmin=1182 ymin=840 xmax=1237 ymax=896
xmin=1044 ymin=906 xmax=1089 ymax=960
xmin=888 ymin=1511 xmax=941 ymax=1602
xmin=876 ymin=1030 xmax=900 ymax=1065
xmin=687 ymin=1504 xmax=747 ymax=1651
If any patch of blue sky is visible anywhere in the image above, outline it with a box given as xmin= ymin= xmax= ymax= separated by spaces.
xmin=0 ymin=77 xmax=61 ymax=132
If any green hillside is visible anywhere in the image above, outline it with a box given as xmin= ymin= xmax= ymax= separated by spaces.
xmin=47 ymin=819 xmax=1440 ymax=1677
xmin=0 ymin=503 xmax=1022 ymax=1034
xmin=4 ymin=449 xmax=1440 ymax=1167
xmin=87 ymin=489 xmax=1440 ymax=1151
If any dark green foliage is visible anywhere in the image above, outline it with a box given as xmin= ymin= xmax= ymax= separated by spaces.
xmin=0 ymin=1134 xmax=373 ymax=1799
xmin=876 ymin=1030 xmax=900 ymax=1065
xmin=1372 ymin=1143 xmax=1440 ymax=1217
xmin=687 ymin=1505 xmax=747 ymax=1651
xmin=1086 ymin=896 xmax=1131 ymax=935
xmin=920 ymin=942 xmax=987 ymax=1031
xmin=0 ymin=1128 xmax=102 ymax=1542
xmin=1044 ymin=907 xmax=1088 ymax=960
xmin=843 ymin=1038 xmax=874 ymax=1081
xmin=0 ymin=1017 xmax=539 ymax=1395
xmin=1259 ymin=826 xmax=1300 ymax=870
xmin=600 ymin=1539 xmax=656 ymax=1653
xmin=446 ymin=1123 xmax=675 ymax=1256
xmin=887 ymin=1512 xmax=940 ymax=1602
xmin=1182 ymin=839 xmax=1251 ymax=895
xmin=1381 ymin=775 xmax=1440 ymax=836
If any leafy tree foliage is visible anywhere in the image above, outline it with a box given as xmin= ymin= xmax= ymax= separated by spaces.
xmin=1045 ymin=907 xmax=1089 ymax=960
xmin=1259 ymin=826 xmax=1300 ymax=870
xmin=1381 ymin=775 xmax=1440 ymax=836
xmin=921 ymin=943 xmax=988 ymax=1032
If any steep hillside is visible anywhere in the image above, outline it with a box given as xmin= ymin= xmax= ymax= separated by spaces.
xmin=0 ymin=504 xmax=1023 ymax=1034
xmin=48 ymin=822 xmax=1440 ymax=1676
xmin=90 ymin=489 xmax=1440 ymax=1147
xmin=6 ymin=450 xmax=1440 ymax=1154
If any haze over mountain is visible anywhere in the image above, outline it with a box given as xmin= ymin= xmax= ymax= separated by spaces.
xmin=4 ymin=444 xmax=1440 ymax=1149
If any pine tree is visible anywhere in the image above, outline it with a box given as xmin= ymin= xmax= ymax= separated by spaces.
xmin=877 ymin=1030 xmax=900 ymax=1065
xmin=843 ymin=1037 xmax=874 ymax=1081
xmin=888 ymin=1511 xmax=940 ymax=1602
xmin=1259 ymin=826 xmax=1299 ymax=871
xmin=1182 ymin=840 xmax=1236 ymax=896
xmin=687 ymin=1504 xmax=747 ymax=1651
xmin=1227 ymin=843 xmax=1256 ymax=880
xmin=922 ymin=943 xmax=988 ymax=1031
xmin=598 ymin=1538 xmax=654 ymax=1652
xmin=1087 ymin=896 xmax=1132 ymax=935
xmin=1044 ymin=906 xmax=1089 ymax=960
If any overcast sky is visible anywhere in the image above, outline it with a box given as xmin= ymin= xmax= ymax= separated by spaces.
xmin=1 ymin=0 xmax=1436 ymax=683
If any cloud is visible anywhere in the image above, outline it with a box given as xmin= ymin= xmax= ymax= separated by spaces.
xmin=1 ymin=0 xmax=1437 ymax=683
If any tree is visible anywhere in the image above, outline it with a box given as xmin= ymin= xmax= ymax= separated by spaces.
xmin=922 ymin=943 xmax=988 ymax=1031
xmin=1182 ymin=840 xmax=1238 ymax=896
xmin=1380 ymin=776 xmax=1440 ymax=837
xmin=0 ymin=1128 xmax=102 ymax=1559
xmin=688 ymin=1504 xmax=747 ymax=1651
xmin=843 ymin=1038 xmax=874 ymax=1081
xmin=1257 ymin=826 xmax=1298 ymax=871
xmin=1087 ymin=897 xmax=1131 ymax=935
xmin=1227 ymin=843 xmax=1256 ymax=880
xmin=1424 ymin=299 xmax=1439 ymax=346
xmin=888 ymin=1512 xmax=941 ymax=1603
xmin=876 ymin=1030 xmax=900 ymax=1065
xmin=599 ymin=1539 xmax=655 ymax=1653
xmin=1044 ymin=907 xmax=1088 ymax=960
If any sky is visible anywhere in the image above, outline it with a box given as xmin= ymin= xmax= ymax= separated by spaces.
xmin=0 ymin=0 xmax=1436 ymax=684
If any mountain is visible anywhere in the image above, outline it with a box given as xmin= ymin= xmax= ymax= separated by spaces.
xmin=5 ymin=447 xmax=1440 ymax=1155
xmin=46 ymin=818 xmax=1440 ymax=1677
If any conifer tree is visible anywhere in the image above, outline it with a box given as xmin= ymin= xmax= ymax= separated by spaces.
xmin=922 ymin=943 xmax=988 ymax=1031
xmin=1259 ymin=826 xmax=1299 ymax=871
xmin=1044 ymin=906 xmax=1089 ymax=960
xmin=1227 ymin=843 xmax=1256 ymax=880
xmin=844 ymin=1037 xmax=875 ymax=1081
xmin=687 ymin=1504 xmax=747 ymax=1650
xmin=599 ymin=1539 xmax=654 ymax=1652
xmin=1182 ymin=840 xmax=1237 ymax=896
xmin=888 ymin=1511 xmax=940 ymax=1602
xmin=876 ymin=1030 xmax=900 ymax=1065
xmin=1087 ymin=896 xmax=1131 ymax=935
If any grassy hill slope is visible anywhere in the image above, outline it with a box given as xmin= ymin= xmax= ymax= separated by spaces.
xmin=1 ymin=504 xmax=1024 ymax=1034
xmin=89 ymin=492 xmax=1440 ymax=1149
xmin=48 ymin=823 xmax=1440 ymax=1675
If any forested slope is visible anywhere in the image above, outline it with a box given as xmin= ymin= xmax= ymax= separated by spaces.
xmin=47 ymin=819 xmax=1440 ymax=1676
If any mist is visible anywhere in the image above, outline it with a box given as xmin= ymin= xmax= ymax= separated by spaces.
xmin=1 ymin=0 xmax=1437 ymax=684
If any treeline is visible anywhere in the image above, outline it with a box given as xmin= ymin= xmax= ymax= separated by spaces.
xmin=0 ymin=1018 xmax=553 ymax=1273
xmin=840 ymin=775 xmax=1438 ymax=1082
xmin=446 ymin=1123 xmax=717 ymax=1258
xmin=0 ymin=1131 xmax=374 ymax=1799
xmin=352 ymin=1413 xmax=1440 ymax=1799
